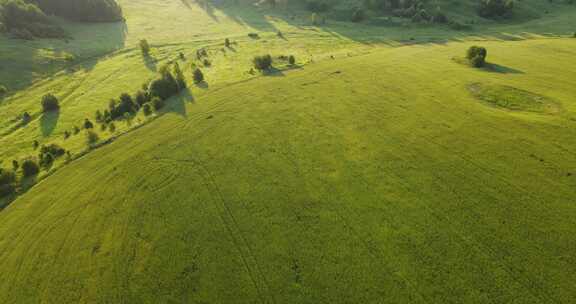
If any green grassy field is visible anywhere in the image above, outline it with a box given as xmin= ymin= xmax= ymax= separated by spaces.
xmin=1 ymin=0 xmax=576 ymax=303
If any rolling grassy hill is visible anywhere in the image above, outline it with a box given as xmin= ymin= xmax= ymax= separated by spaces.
xmin=1 ymin=0 xmax=576 ymax=303
xmin=2 ymin=38 xmax=576 ymax=303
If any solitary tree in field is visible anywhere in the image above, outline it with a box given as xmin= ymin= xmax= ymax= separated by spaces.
xmin=466 ymin=46 xmax=488 ymax=68
xmin=21 ymin=159 xmax=40 ymax=177
xmin=41 ymin=94 xmax=59 ymax=112
xmin=86 ymin=130 xmax=99 ymax=146
xmin=84 ymin=118 xmax=94 ymax=129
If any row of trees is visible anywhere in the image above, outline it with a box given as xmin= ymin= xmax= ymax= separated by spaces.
xmin=90 ymin=62 xmax=189 ymax=134
xmin=35 ymin=0 xmax=123 ymax=22
xmin=0 ymin=158 xmax=42 ymax=198
xmin=478 ymin=0 xmax=515 ymax=19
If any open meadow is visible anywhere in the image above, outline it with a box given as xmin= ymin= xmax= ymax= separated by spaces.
xmin=1 ymin=0 xmax=576 ymax=303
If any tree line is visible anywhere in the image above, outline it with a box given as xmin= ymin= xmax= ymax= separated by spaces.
xmin=0 ymin=0 xmax=122 ymax=39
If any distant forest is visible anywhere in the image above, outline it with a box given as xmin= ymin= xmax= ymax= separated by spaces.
xmin=0 ymin=0 xmax=122 ymax=39
xmin=33 ymin=0 xmax=123 ymax=22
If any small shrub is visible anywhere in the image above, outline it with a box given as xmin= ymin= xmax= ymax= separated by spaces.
xmin=0 ymin=169 xmax=16 ymax=186
xmin=248 ymin=33 xmax=260 ymax=39
xmin=41 ymin=94 xmax=59 ymax=112
xmin=86 ymin=130 xmax=99 ymax=146
xmin=84 ymin=118 xmax=94 ymax=129
xmin=288 ymin=55 xmax=296 ymax=65
xmin=109 ymin=122 xmax=116 ymax=133
xmin=0 ymin=169 xmax=16 ymax=197
xmin=39 ymin=153 xmax=54 ymax=168
xmin=135 ymin=90 xmax=148 ymax=106
xmin=225 ymin=38 xmax=231 ymax=47
xmin=0 ymin=85 xmax=7 ymax=96
xmin=64 ymin=131 xmax=70 ymax=139
xmin=142 ymin=103 xmax=152 ymax=116
xmin=12 ymin=160 xmax=19 ymax=171
xmin=253 ymin=55 xmax=273 ymax=71
xmin=196 ymin=48 xmax=208 ymax=59
xmin=95 ymin=110 xmax=103 ymax=122
xmin=38 ymin=144 xmax=66 ymax=167
xmin=203 ymin=59 xmax=212 ymax=67
xmin=140 ymin=39 xmax=151 ymax=56
xmin=40 ymin=144 xmax=65 ymax=158
xmin=193 ymin=68 xmax=205 ymax=84
xmin=22 ymin=112 xmax=31 ymax=124
xmin=466 ymin=46 xmax=488 ymax=67
xmin=152 ymin=97 xmax=165 ymax=111
xmin=32 ymin=140 xmax=39 ymax=150
xmin=73 ymin=126 xmax=80 ymax=135
xmin=21 ymin=159 xmax=40 ymax=177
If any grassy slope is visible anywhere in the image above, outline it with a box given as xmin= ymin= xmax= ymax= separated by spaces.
xmin=1 ymin=0 xmax=575 ymax=171
xmin=1 ymin=38 xmax=576 ymax=303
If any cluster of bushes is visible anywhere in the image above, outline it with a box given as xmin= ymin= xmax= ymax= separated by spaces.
xmin=306 ymin=0 xmax=330 ymax=12
xmin=195 ymin=48 xmax=212 ymax=67
xmin=467 ymin=46 xmax=488 ymax=67
xmin=278 ymin=55 xmax=296 ymax=65
xmin=0 ymin=0 xmax=65 ymax=39
xmin=91 ymin=62 xmax=186 ymax=131
xmin=253 ymin=55 xmax=273 ymax=71
xmin=394 ymin=5 xmax=448 ymax=23
xmin=478 ymin=0 xmax=514 ymax=19
xmin=0 ymin=167 xmax=16 ymax=198
xmin=0 ymin=155 xmax=45 ymax=198
xmin=358 ymin=0 xmax=450 ymax=24
xmin=35 ymin=0 xmax=123 ymax=22
xmin=38 ymin=144 xmax=67 ymax=168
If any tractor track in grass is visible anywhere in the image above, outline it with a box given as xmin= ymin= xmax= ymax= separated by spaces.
xmin=154 ymin=156 xmax=276 ymax=304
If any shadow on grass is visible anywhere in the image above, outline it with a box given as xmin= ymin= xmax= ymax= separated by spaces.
xmin=40 ymin=110 xmax=60 ymax=137
xmin=164 ymin=87 xmax=194 ymax=117
xmin=0 ymin=20 xmax=128 ymax=92
xmin=483 ymin=62 xmax=525 ymax=74
xmin=263 ymin=66 xmax=285 ymax=77
xmin=196 ymin=81 xmax=209 ymax=89
xmin=142 ymin=55 xmax=158 ymax=72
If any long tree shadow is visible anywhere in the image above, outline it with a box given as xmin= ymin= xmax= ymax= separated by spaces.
xmin=142 ymin=55 xmax=158 ymax=72
xmin=40 ymin=110 xmax=60 ymax=137
xmin=197 ymin=0 xmax=279 ymax=32
xmin=483 ymin=63 xmax=524 ymax=74
xmin=164 ymin=87 xmax=194 ymax=117
xmin=0 ymin=19 xmax=127 ymax=92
